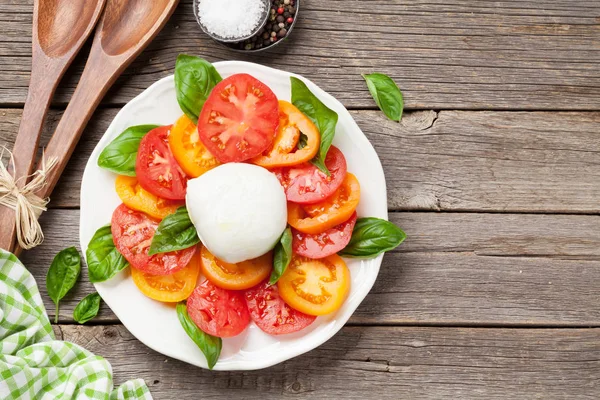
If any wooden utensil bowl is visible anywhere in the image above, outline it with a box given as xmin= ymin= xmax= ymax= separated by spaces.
xmin=101 ymin=0 xmax=172 ymax=56
xmin=1 ymin=0 xmax=179 ymax=254
xmin=0 ymin=0 xmax=106 ymax=253
xmin=38 ymin=0 xmax=100 ymax=57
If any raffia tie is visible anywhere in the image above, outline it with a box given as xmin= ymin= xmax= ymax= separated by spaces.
xmin=0 ymin=148 xmax=57 ymax=250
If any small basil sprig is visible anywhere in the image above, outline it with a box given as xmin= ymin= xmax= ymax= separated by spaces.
xmin=148 ymin=207 xmax=199 ymax=255
xmin=290 ymin=77 xmax=338 ymax=176
xmin=269 ymin=227 xmax=293 ymax=285
xmin=177 ymin=303 xmax=222 ymax=369
xmin=86 ymin=225 xmax=129 ymax=283
xmin=175 ymin=54 xmax=222 ymax=123
xmin=362 ymin=73 xmax=404 ymax=122
xmin=46 ymin=247 xmax=81 ymax=324
xmin=73 ymin=292 xmax=101 ymax=324
xmin=97 ymin=125 xmax=159 ymax=176
xmin=339 ymin=218 xmax=406 ymax=258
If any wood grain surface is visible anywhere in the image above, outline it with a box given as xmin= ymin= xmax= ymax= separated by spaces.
xmin=24 ymin=210 xmax=600 ymax=326
xmin=1 ymin=1 xmax=600 ymax=110
xmin=53 ymin=324 xmax=600 ymax=399
xmin=3 ymin=1 xmax=600 ymax=398
xmin=2 ymin=108 xmax=599 ymax=213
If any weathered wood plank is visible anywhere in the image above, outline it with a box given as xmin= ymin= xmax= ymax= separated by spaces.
xmin=369 ymin=110 xmax=600 ymax=213
xmin=3 ymin=108 xmax=600 ymax=213
xmin=54 ymin=324 xmax=600 ymax=399
xmin=1 ymin=1 xmax=600 ymax=109
xmin=24 ymin=210 xmax=600 ymax=326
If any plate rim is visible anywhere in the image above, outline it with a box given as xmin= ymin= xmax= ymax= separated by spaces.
xmin=80 ymin=60 xmax=388 ymax=370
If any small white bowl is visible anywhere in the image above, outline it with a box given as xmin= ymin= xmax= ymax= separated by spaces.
xmin=193 ymin=0 xmax=270 ymax=43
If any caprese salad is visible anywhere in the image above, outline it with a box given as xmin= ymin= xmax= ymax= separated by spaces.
xmin=89 ymin=55 xmax=406 ymax=369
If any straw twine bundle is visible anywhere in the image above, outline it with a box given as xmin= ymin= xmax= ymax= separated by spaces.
xmin=0 ymin=149 xmax=57 ymax=249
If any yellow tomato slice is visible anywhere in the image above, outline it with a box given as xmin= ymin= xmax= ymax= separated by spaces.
xmin=169 ymin=114 xmax=219 ymax=177
xmin=288 ymin=173 xmax=361 ymax=234
xmin=277 ymin=254 xmax=350 ymax=316
xmin=115 ymin=175 xmax=183 ymax=220
xmin=200 ymin=246 xmax=272 ymax=290
xmin=131 ymin=250 xmax=201 ymax=302
xmin=252 ymin=100 xmax=320 ymax=168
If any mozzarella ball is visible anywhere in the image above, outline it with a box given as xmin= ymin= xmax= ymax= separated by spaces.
xmin=186 ymin=163 xmax=287 ymax=263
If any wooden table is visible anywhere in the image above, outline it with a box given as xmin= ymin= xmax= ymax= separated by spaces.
xmin=2 ymin=1 xmax=600 ymax=398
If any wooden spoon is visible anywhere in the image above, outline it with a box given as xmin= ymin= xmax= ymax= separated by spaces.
xmin=9 ymin=0 xmax=180 ymax=255
xmin=36 ymin=0 xmax=180 ymax=203
xmin=0 ymin=0 xmax=106 ymax=252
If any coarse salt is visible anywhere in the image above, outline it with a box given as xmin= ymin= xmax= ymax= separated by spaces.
xmin=198 ymin=0 xmax=266 ymax=40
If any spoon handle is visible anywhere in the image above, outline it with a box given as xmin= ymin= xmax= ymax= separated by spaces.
xmin=0 ymin=0 xmax=106 ymax=252
xmin=0 ymin=63 xmax=57 ymax=252
xmin=36 ymin=51 xmax=122 ymax=200
xmin=6 ymin=48 xmax=120 ymax=256
xmin=36 ymin=0 xmax=180 ymax=203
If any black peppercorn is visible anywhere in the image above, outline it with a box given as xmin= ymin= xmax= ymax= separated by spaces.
xmin=225 ymin=0 xmax=298 ymax=51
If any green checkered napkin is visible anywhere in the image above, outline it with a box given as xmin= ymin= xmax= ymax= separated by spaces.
xmin=0 ymin=249 xmax=152 ymax=399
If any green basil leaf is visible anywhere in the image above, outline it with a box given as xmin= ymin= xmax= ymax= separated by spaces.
xmin=339 ymin=217 xmax=406 ymax=258
xmin=297 ymin=132 xmax=309 ymax=150
xmin=148 ymin=207 xmax=199 ymax=255
xmin=269 ymin=227 xmax=293 ymax=285
xmin=310 ymin=157 xmax=328 ymax=175
xmin=290 ymin=77 xmax=338 ymax=176
xmin=86 ymin=225 xmax=129 ymax=283
xmin=175 ymin=54 xmax=222 ymax=123
xmin=362 ymin=73 xmax=404 ymax=122
xmin=73 ymin=292 xmax=101 ymax=324
xmin=177 ymin=302 xmax=222 ymax=369
xmin=97 ymin=125 xmax=159 ymax=176
xmin=46 ymin=247 xmax=81 ymax=324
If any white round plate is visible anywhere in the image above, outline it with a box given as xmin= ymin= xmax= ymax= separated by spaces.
xmin=80 ymin=61 xmax=387 ymax=370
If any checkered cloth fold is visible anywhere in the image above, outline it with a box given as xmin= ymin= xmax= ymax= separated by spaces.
xmin=0 ymin=249 xmax=152 ymax=399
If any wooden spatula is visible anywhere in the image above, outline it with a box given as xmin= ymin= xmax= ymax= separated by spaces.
xmin=5 ymin=0 xmax=180 ymax=255
xmin=0 ymin=0 xmax=106 ymax=252
xmin=37 ymin=0 xmax=180 ymax=198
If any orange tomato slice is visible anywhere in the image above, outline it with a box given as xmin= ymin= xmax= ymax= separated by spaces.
xmin=168 ymin=114 xmax=219 ymax=177
xmin=200 ymin=246 xmax=272 ymax=290
xmin=252 ymin=100 xmax=319 ymax=168
xmin=277 ymin=254 xmax=350 ymax=316
xmin=115 ymin=175 xmax=183 ymax=220
xmin=131 ymin=250 xmax=201 ymax=302
xmin=288 ymin=173 xmax=361 ymax=234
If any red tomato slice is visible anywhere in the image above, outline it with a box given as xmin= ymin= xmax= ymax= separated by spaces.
xmin=274 ymin=146 xmax=347 ymax=204
xmin=197 ymin=73 xmax=279 ymax=163
xmin=136 ymin=125 xmax=188 ymax=200
xmin=111 ymin=204 xmax=195 ymax=275
xmin=293 ymin=212 xmax=357 ymax=259
xmin=187 ymin=279 xmax=250 ymax=338
xmin=245 ymin=280 xmax=316 ymax=335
